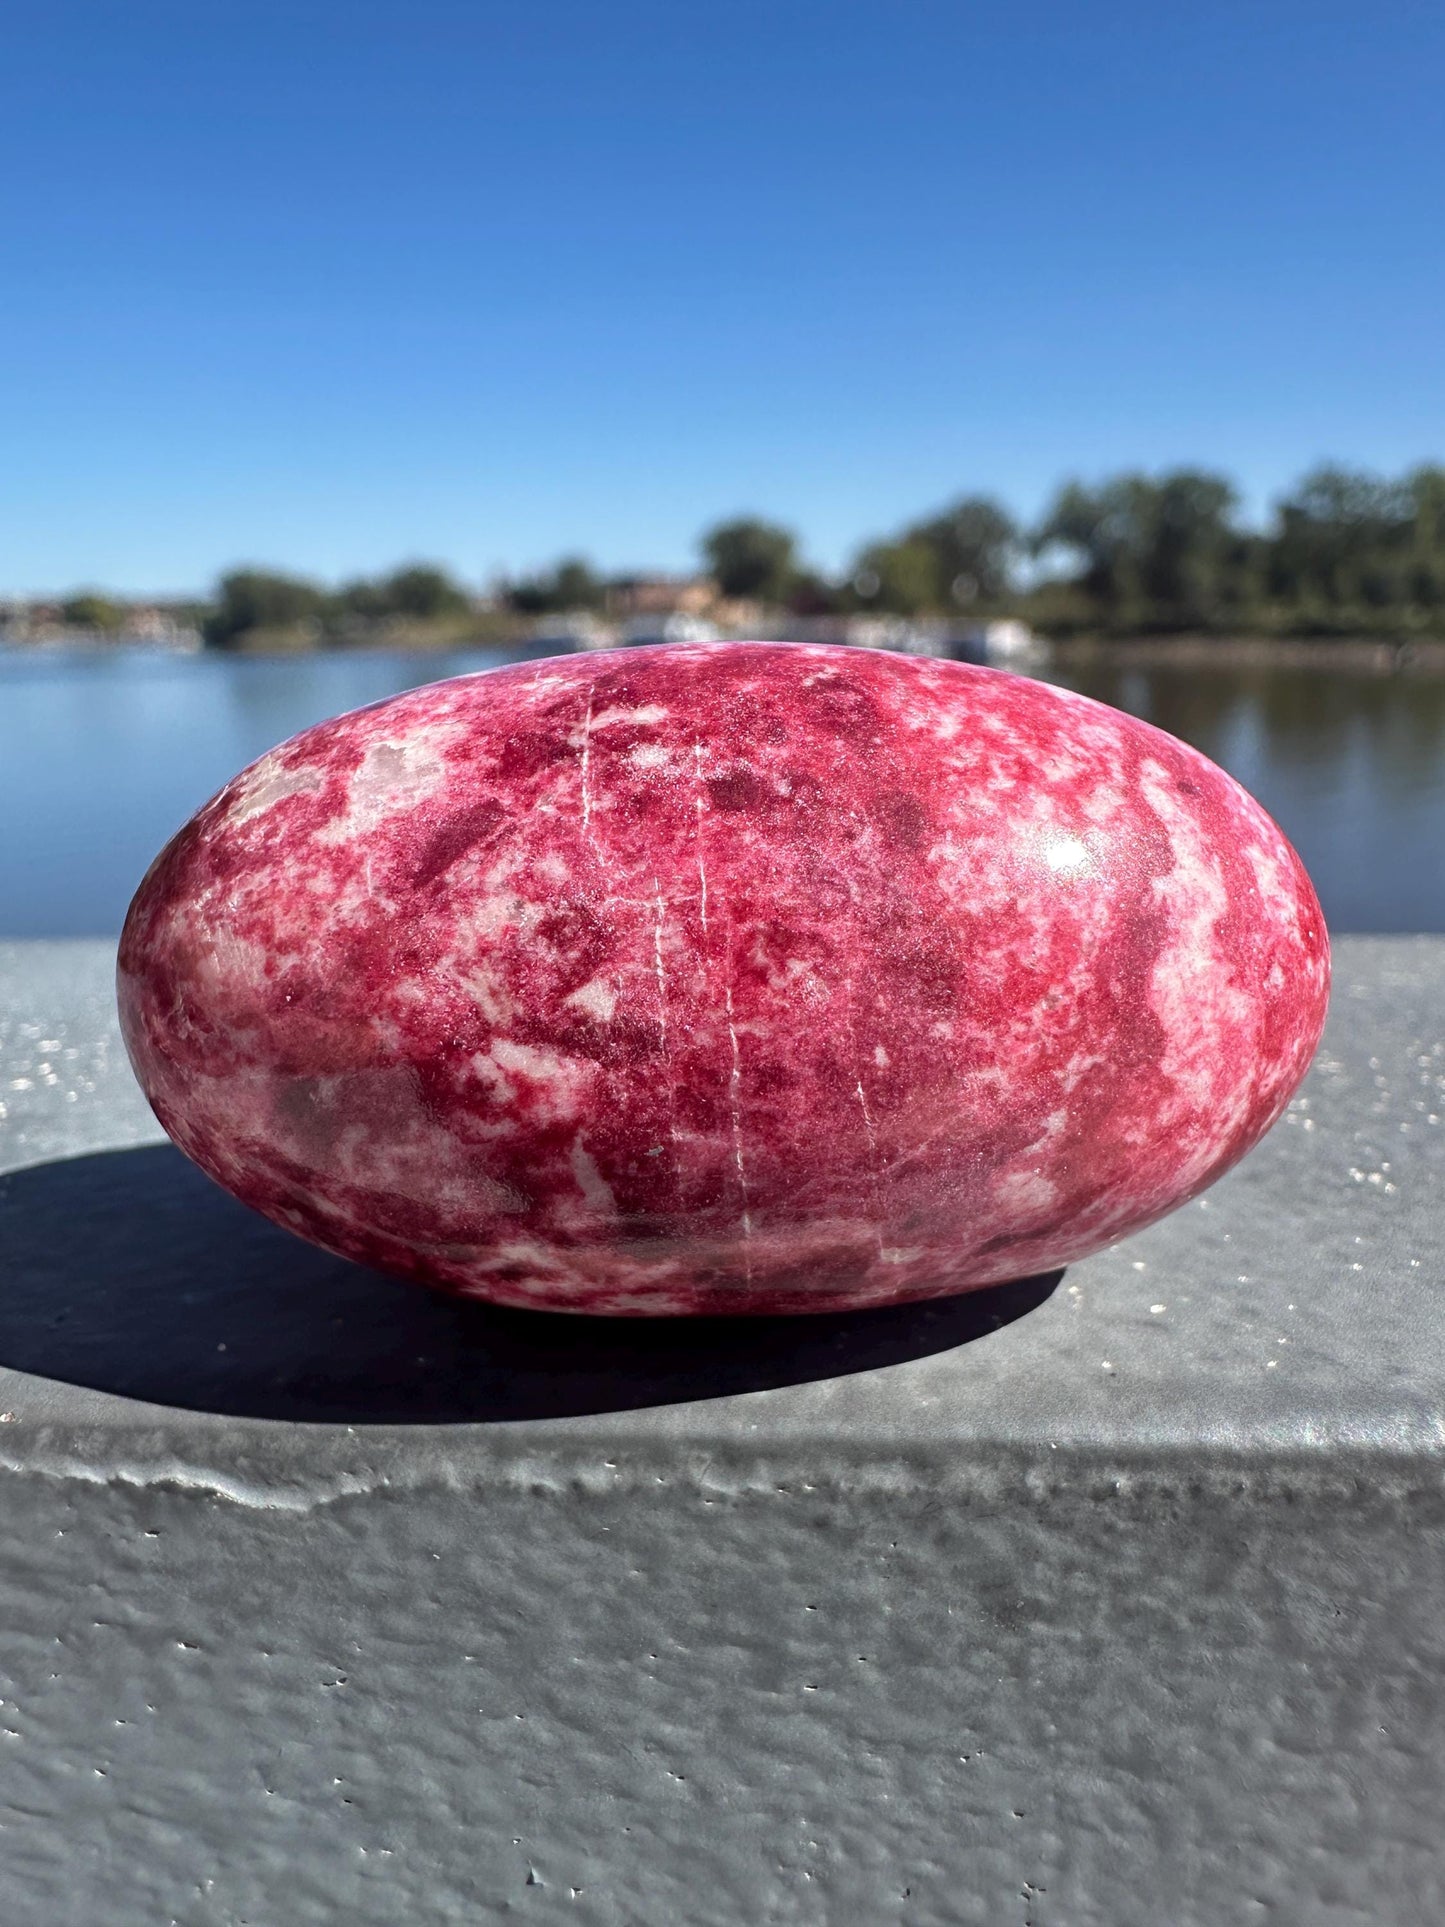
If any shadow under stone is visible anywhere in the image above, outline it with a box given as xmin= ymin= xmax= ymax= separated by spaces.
xmin=0 ymin=1146 xmax=1061 ymax=1424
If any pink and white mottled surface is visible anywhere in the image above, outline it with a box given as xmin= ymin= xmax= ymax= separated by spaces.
xmin=118 ymin=643 xmax=1329 ymax=1315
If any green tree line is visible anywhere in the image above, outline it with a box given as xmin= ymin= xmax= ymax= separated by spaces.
xmin=203 ymin=563 xmax=473 ymax=648
xmin=192 ymin=461 xmax=1445 ymax=647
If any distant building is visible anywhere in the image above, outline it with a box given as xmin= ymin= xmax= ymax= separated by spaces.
xmin=605 ymin=576 xmax=715 ymax=620
xmin=0 ymin=598 xmax=201 ymax=650
xmin=126 ymin=606 xmax=167 ymax=639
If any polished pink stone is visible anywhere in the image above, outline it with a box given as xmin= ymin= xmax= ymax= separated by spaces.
xmin=117 ymin=643 xmax=1329 ymax=1315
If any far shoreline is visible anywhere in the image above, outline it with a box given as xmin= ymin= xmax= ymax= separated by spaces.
xmin=1046 ymin=633 xmax=1445 ymax=676
xmin=4 ymin=627 xmax=1445 ymax=678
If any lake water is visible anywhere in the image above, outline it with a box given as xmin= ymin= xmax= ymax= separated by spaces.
xmin=1 ymin=644 xmax=1441 ymax=936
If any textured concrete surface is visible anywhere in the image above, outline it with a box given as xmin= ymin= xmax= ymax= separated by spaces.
xmin=0 ymin=938 xmax=1442 ymax=1924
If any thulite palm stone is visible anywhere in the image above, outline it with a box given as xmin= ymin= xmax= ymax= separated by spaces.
xmin=118 ymin=643 xmax=1329 ymax=1315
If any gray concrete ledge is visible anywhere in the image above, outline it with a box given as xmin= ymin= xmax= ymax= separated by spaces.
xmin=0 ymin=937 xmax=1440 ymax=1492
xmin=0 ymin=938 xmax=1442 ymax=1924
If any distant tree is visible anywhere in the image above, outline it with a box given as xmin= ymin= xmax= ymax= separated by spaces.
xmin=1267 ymin=465 xmax=1413 ymax=615
xmin=505 ymin=577 xmax=549 ymax=616
xmin=851 ymin=538 xmax=941 ymax=615
xmin=1034 ymin=470 xmax=1246 ymax=631
xmin=845 ymin=495 xmax=1018 ymax=616
xmin=61 ymin=593 xmax=125 ymax=631
xmin=378 ymin=564 xmax=470 ymax=619
xmin=700 ymin=518 xmax=797 ymax=602
xmin=335 ymin=577 xmax=387 ymax=620
xmin=506 ymin=555 xmax=605 ymax=614
xmin=1406 ymin=465 xmax=1445 ymax=608
xmin=337 ymin=563 xmax=470 ymax=622
xmin=551 ymin=557 xmax=605 ymax=610
xmin=902 ymin=496 xmax=1019 ymax=605
xmin=203 ymin=569 xmax=328 ymax=648
xmin=784 ymin=569 xmax=845 ymax=616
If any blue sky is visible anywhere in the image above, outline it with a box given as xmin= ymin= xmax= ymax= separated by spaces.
xmin=3 ymin=0 xmax=1442 ymax=594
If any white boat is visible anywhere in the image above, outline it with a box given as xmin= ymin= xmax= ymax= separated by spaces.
xmin=973 ymin=620 xmax=1050 ymax=668
xmin=621 ymin=613 xmax=719 ymax=647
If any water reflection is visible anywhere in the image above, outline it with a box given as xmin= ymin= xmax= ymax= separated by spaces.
xmin=0 ymin=646 xmax=1440 ymax=935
